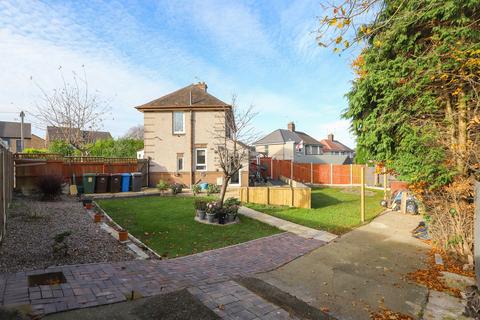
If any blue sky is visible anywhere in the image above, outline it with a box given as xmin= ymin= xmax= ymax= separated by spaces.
xmin=0 ymin=0 xmax=358 ymax=147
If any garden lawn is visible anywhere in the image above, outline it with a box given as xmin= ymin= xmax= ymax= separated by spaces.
xmin=97 ymin=196 xmax=281 ymax=258
xmin=246 ymin=187 xmax=385 ymax=235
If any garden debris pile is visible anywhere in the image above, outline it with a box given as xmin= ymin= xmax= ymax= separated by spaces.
xmin=406 ymin=248 xmax=474 ymax=298
xmin=370 ymin=308 xmax=414 ymax=320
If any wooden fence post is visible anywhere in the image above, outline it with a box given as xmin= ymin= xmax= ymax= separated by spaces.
xmin=271 ymin=158 xmax=273 ymax=179
xmin=360 ymin=166 xmax=365 ymax=223
xmin=330 ymin=163 xmax=333 ymax=185
xmin=401 ymin=192 xmax=407 ymax=214
xmin=290 ymin=161 xmax=293 ymax=181
xmin=246 ymin=187 xmax=249 ymax=203
xmin=266 ymin=187 xmax=270 ymax=205
xmin=310 ymin=162 xmax=313 ymax=185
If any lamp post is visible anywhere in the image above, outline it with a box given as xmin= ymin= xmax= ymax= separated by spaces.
xmin=19 ymin=111 xmax=25 ymax=152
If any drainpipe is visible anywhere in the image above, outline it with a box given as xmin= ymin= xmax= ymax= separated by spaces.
xmin=189 ymin=90 xmax=194 ymax=188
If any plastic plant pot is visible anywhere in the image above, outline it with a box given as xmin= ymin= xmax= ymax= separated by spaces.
xmin=118 ymin=230 xmax=129 ymax=242
xmin=85 ymin=203 xmax=93 ymax=210
xmin=94 ymin=213 xmax=102 ymax=223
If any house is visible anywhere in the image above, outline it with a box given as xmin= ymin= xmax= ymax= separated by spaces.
xmin=0 ymin=121 xmax=46 ymax=152
xmin=320 ymin=134 xmax=355 ymax=159
xmin=46 ymin=126 xmax=112 ymax=146
xmin=135 ymin=82 xmax=249 ymax=187
xmin=254 ymin=122 xmax=352 ymax=164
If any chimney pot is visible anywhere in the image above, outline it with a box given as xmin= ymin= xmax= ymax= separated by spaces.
xmin=288 ymin=122 xmax=295 ymax=132
xmin=328 ymin=133 xmax=334 ymax=141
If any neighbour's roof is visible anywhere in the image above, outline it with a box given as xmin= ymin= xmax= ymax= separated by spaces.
xmin=320 ymin=138 xmax=354 ymax=152
xmin=254 ymin=129 xmax=321 ymax=146
xmin=314 ymin=154 xmax=353 ymax=165
xmin=0 ymin=121 xmax=31 ymax=139
xmin=47 ymin=126 xmax=112 ymax=142
xmin=136 ymin=83 xmax=230 ymax=111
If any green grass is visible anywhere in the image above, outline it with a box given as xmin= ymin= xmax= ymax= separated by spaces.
xmin=97 ymin=196 xmax=281 ymax=258
xmin=246 ymin=187 xmax=385 ymax=235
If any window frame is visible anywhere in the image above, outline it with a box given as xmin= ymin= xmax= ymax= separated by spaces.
xmin=16 ymin=139 xmax=23 ymax=152
xmin=195 ymin=148 xmax=207 ymax=171
xmin=305 ymin=145 xmax=321 ymax=155
xmin=172 ymin=111 xmax=185 ymax=134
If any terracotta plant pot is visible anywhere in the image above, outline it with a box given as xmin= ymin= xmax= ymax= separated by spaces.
xmin=85 ymin=203 xmax=93 ymax=210
xmin=118 ymin=230 xmax=129 ymax=242
xmin=94 ymin=213 xmax=102 ymax=223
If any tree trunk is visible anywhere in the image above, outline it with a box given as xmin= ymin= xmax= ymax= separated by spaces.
xmin=457 ymin=91 xmax=468 ymax=175
xmin=219 ymin=175 xmax=231 ymax=207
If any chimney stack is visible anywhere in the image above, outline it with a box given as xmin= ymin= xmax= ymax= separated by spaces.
xmin=328 ymin=133 xmax=334 ymax=141
xmin=287 ymin=122 xmax=295 ymax=132
xmin=195 ymin=82 xmax=208 ymax=92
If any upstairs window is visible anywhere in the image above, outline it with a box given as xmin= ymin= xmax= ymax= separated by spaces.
xmin=306 ymin=145 xmax=321 ymax=155
xmin=173 ymin=112 xmax=185 ymax=134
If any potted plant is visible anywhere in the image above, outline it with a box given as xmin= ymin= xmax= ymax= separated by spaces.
xmin=156 ymin=180 xmax=169 ymax=196
xmin=194 ymin=198 xmax=207 ymax=220
xmin=118 ymin=229 xmax=129 ymax=242
xmin=170 ymin=183 xmax=183 ymax=195
xmin=192 ymin=184 xmax=201 ymax=196
xmin=224 ymin=197 xmax=241 ymax=222
xmin=206 ymin=201 xmax=218 ymax=223
xmin=82 ymin=198 xmax=93 ymax=207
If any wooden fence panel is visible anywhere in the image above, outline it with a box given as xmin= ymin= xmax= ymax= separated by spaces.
xmin=332 ymin=164 xmax=351 ymax=184
xmin=313 ymin=164 xmax=331 ymax=184
xmin=293 ymin=188 xmax=311 ymax=209
xmin=248 ymin=187 xmax=269 ymax=204
xmin=269 ymin=187 xmax=293 ymax=206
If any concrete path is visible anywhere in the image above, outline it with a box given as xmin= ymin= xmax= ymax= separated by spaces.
xmin=189 ymin=280 xmax=299 ymax=319
xmin=0 ymin=233 xmax=323 ymax=317
xmin=239 ymin=206 xmax=337 ymax=243
xmin=254 ymin=211 xmax=430 ymax=320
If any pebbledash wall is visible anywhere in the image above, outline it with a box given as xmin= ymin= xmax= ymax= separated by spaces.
xmin=144 ymin=110 xmax=249 ymax=187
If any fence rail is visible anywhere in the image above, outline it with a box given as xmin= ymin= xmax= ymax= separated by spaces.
xmin=259 ymin=158 xmax=390 ymax=187
xmin=0 ymin=142 xmax=14 ymax=244
xmin=14 ymin=153 xmax=138 ymax=164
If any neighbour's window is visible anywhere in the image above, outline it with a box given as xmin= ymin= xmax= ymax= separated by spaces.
xmin=16 ymin=139 xmax=23 ymax=152
xmin=195 ymin=148 xmax=207 ymax=171
xmin=177 ymin=154 xmax=184 ymax=171
xmin=173 ymin=112 xmax=185 ymax=134
xmin=1 ymin=138 xmax=9 ymax=148
xmin=306 ymin=145 xmax=321 ymax=155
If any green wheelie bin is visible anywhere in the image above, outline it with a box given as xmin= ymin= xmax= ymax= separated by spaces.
xmin=83 ymin=173 xmax=96 ymax=194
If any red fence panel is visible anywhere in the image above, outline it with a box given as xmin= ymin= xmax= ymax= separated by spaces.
xmin=332 ymin=165 xmax=351 ymax=184
xmin=312 ymin=164 xmax=331 ymax=184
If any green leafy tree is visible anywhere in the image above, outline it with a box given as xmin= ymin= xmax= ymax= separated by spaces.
xmin=88 ymin=138 xmax=143 ymax=157
xmin=319 ymin=0 xmax=479 ymax=259
xmin=48 ymin=140 xmax=77 ymax=156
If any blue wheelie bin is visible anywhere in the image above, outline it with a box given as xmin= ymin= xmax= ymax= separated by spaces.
xmin=121 ymin=173 xmax=131 ymax=192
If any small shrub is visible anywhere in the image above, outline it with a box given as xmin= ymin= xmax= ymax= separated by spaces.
xmin=192 ymin=184 xmax=201 ymax=196
xmin=52 ymin=231 xmax=71 ymax=257
xmin=206 ymin=201 xmax=220 ymax=214
xmin=170 ymin=183 xmax=183 ymax=195
xmin=224 ymin=197 xmax=240 ymax=207
xmin=156 ymin=180 xmax=169 ymax=195
xmin=206 ymin=184 xmax=220 ymax=195
xmin=36 ymin=175 xmax=63 ymax=200
xmin=194 ymin=198 xmax=208 ymax=211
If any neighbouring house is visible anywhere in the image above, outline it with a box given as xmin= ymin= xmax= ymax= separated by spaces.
xmin=320 ymin=134 xmax=355 ymax=159
xmin=254 ymin=122 xmax=352 ymax=165
xmin=46 ymin=126 xmax=112 ymax=147
xmin=135 ymin=82 xmax=249 ymax=187
xmin=0 ymin=121 xmax=46 ymax=153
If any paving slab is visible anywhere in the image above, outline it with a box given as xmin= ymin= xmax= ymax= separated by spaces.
xmin=255 ymin=211 xmax=430 ymax=320
xmin=423 ymin=290 xmax=472 ymax=320
xmin=239 ymin=206 xmax=337 ymax=243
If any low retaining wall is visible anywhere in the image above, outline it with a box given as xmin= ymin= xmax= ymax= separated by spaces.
xmin=238 ymin=186 xmax=311 ymax=209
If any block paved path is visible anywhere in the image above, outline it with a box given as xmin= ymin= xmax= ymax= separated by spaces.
xmin=0 ymin=232 xmax=323 ymax=316
xmin=239 ymin=206 xmax=338 ymax=243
